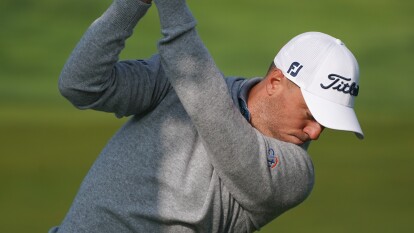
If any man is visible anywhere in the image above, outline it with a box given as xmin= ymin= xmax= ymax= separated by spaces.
xmin=50 ymin=0 xmax=363 ymax=232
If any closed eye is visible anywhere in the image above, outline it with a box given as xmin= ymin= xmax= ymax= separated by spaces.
xmin=306 ymin=111 xmax=316 ymax=121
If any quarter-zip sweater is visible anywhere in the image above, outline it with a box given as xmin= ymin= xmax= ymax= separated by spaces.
xmin=51 ymin=0 xmax=314 ymax=232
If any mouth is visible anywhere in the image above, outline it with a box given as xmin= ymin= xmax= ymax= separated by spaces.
xmin=284 ymin=134 xmax=307 ymax=145
xmin=291 ymin=134 xmax=311 ymax=145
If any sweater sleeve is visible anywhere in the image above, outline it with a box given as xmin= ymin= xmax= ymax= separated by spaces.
xmin=154 ymin=0 xmax=314 ymax=228
xmin=58 ymin=0 xmax=171 ymax=118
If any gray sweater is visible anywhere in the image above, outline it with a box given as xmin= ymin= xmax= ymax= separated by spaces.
xmin=51 ymin=0 xmax=314 ymax=232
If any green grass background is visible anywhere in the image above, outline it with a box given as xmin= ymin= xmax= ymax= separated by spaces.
xmin=1 ymin=0 xmax=413 ymax=232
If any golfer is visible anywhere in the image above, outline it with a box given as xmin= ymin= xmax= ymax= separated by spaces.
xmin=50 ymin=0 xmax=363 ymax=232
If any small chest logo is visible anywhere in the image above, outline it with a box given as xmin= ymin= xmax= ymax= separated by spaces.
xmin=267 ymin=148 xmax=279 ymax=169
xmin=287 ymin=62 xmax=303 ymax=77
xmin=320 ymin=74 xmax=359 ymax=96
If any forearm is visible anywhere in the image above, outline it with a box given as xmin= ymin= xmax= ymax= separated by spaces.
xmin=155 ymin=0 xmax=227 ymax=126
xmin=59 ymin=0 xmax=152 ymax=113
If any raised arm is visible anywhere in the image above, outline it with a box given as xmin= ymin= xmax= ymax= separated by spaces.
xmin=154 ymin=0 xmax=314 ymax=226
xmin=59 ymin=0 xmax=171 ymax=117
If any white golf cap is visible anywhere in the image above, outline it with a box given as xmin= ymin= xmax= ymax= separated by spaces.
xmin=274 ymin=32 xmax=364 ymax=139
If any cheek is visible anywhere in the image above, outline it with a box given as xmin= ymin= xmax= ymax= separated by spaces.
xmin=288 ymin=117 xmax=307 ymax=130
xmin=285 ymin=105 xmax=308 ymax=128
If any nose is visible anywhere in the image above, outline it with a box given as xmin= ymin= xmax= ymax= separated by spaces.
xmin=303 ymin=121 xmax=325 ymax=140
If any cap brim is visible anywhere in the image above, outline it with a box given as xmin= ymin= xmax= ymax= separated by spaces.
xmin=301 ymin=89 xmax=364 ymax=139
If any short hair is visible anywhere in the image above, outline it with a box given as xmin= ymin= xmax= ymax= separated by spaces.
xmin=265 ymin=62 xmax=298 ymax=89
xmin=266 ymin=62 xmax=277 ymax=77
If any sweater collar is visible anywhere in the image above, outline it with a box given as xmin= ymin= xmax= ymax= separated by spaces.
xmin=238 ymin=78 xmax=262 ymax=122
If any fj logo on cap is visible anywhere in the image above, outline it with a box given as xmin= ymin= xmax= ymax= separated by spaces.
xmin=287 ymin=62 xmax=303 ymax=77
xmin=320 ymin=74 xmax=359 ymax=96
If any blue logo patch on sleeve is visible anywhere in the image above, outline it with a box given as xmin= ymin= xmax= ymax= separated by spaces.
xmin=267 ymin=148 xmax=279 ymax=169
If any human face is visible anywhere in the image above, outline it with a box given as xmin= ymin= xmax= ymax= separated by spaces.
xmin=273 ymin=81 xmax=324 ymax=145
xmin=251 ymin=75 xmax=325 ymax=145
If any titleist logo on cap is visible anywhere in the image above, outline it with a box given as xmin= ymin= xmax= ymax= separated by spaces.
xmin=320 ymin=74 xmax=359 ymax=97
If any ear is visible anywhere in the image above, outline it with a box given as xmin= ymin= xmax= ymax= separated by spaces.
xmin=265 ymin=69 xmax=285 ymax=95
